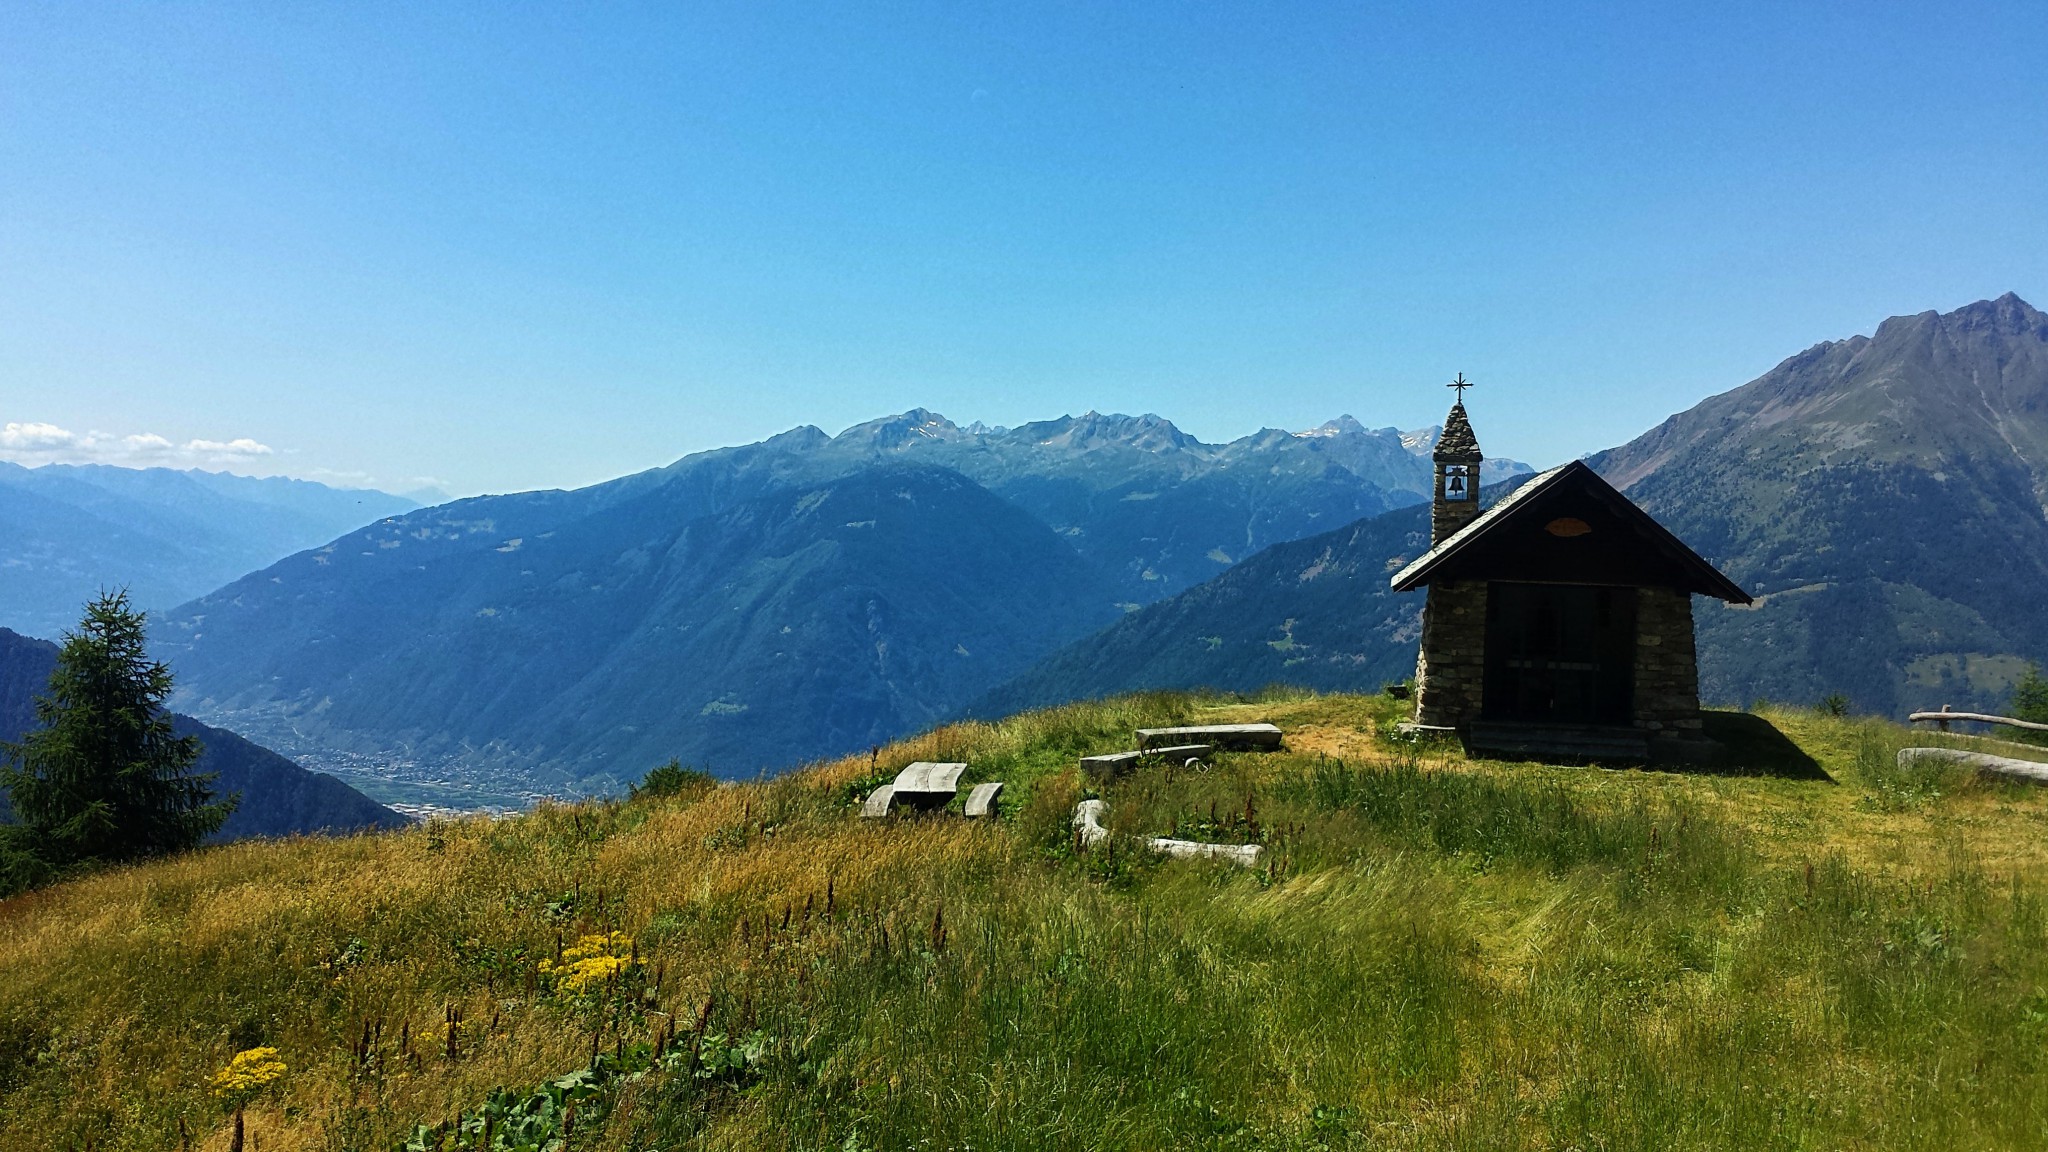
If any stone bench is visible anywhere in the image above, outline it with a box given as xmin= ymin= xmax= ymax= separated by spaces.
xmin=1080 ymin=744 xmax=1215 ymax=781
xmin=1073 ymin=798 xmax=1110 ymax=848
xmin=1070 ymin=799 xmax=1261 ymax=866
xmin=1079 ymin=750 xmax=1145 ymax=780
xmin=963 ymin=781 xmax=1004 ymax=818
xmin=859 ymin=784 xmax=896 ymax=819
xmin=890 ymin=762 xmax=967 ymax=812
xmin=1146 ymin=837 xmax=1263 ymax=867
xmin=1136 ymin=723 xmax=1282 ymax=751
xmin=861 ymin=762 xmax=970 ymax=817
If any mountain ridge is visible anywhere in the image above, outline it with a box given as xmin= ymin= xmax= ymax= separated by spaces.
xmin=1590 ymin=291 xmax=2048 ymax=713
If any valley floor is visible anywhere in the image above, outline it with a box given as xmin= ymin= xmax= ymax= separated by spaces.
xmin=3 ymin=691 xmax=2046 ymax=1150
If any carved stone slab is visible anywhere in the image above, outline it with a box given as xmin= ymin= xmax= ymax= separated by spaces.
xmin=963 ymin=781 xmax=1005 ymax=818
xmin=1080 ymin=750 xmax=1145 ymax=780
xmin=859 ymin=784 xmax=897 ymax=818
xmin=1147 ymin=837 xmax=1263 ymax=867
xmin=1899 ymin=746 xmax=2048 ymax=785
xmin=1136 ymin=723 xmax=1282 ymax=751
xmin=1073 ymin=798 xmax=1109 ymax=848
xmin=891 ymin=762 xmax=967 ymax=811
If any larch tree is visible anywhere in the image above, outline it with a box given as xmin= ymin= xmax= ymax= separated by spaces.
xmin=0 ymin=590 xmax=235 ymax=882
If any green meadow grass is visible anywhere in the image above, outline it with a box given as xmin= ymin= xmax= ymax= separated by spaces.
xmin=2 ymin=691 xmax=2046 ymax=1150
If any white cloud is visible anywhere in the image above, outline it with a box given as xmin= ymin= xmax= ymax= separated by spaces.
xmin=186 ymin=437 xmax=275 ymax=458
xmin=0 ymin=422 xmax=78 ymax=451
xmin=1 ymin=421 xmax=279 ymax=470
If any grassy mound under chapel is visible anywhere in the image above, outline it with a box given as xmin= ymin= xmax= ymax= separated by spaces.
xmin=6 ymin=690 xmax=2048 ymax=1150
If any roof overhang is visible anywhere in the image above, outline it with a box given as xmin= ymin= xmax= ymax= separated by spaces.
xmin=1389 ymin=461 xmax=1751 ymax=603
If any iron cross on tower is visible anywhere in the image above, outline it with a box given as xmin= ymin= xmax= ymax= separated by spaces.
xmin=1448 ymin=372 xmax=1472 ymax=402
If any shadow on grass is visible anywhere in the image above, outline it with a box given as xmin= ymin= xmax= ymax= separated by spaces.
xmin=1699 ymin=711 xmax=1833 ymax=781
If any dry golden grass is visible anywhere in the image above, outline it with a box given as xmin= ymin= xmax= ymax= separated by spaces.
xmin=2 ymin=691 xmax=2046 ymax=1150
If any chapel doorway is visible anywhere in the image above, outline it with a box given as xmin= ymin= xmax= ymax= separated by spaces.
xmin=1482 ymin=582 xmax=1636 ymax=725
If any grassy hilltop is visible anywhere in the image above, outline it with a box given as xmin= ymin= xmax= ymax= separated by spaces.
xmin=5 ymin=692 xmax=2048 ymax=1150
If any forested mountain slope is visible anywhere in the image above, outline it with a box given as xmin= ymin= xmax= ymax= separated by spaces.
xmin=162 ymin=466 xmax=1124 ymax=794
xmin=970 ymin=500 xmax=1438 ymax=717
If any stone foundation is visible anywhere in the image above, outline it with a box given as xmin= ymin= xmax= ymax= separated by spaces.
xmin=1412 ymin=580 xmax=1487 ymax=728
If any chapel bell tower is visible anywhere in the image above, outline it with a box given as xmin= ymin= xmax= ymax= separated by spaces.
xmin=1409 ymin=373 xmax=1488 ymax=731
xmin=1432 ymin=373 xmax=1483 ymax=543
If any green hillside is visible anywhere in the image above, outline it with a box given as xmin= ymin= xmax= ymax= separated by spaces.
xmin=967 ymin=500 xmax=1437 ymax=717
xmin=5 ymin=691 xmax=2048 ymax=1150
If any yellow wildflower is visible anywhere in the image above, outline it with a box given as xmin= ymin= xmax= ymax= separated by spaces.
xmin=212 ymin=1047 xmax=288 ymax=1098
xmin=542 ymin=931 xmax=635 ymax=993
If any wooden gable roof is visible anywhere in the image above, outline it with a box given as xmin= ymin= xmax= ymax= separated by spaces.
xmin=1388 ymin=461 xmax=1751 ymax=602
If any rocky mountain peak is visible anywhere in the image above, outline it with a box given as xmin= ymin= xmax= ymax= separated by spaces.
xmin=832 ymin=409 xmax=965 ymax=450
xmin=1399 ymin=426 xmax=1440 ymax=454
xmin=1021 ymin=412 xmax=1200 ymax=454
xmin=1295 ymin=415 xmax=1369 ymax=439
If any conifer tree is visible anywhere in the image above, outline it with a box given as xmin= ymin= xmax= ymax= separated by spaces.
xmin=0 ymin=590 xmax=235 ymax=877
xmin=2010 ymin=664 xmax=2048 ymax=745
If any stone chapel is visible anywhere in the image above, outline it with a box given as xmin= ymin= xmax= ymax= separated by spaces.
xmin=1390 ymin=386 xmax=1751 ymax=762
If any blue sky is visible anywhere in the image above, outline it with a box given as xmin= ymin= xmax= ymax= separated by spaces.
xmin=2 ymin=2 xmax=2044 ymax=496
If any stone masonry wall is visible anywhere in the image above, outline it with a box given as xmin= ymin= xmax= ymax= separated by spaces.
xmin=1633 ymin=587 xmax=1705 ymax=746
xmin=1413 ymin=580 xmax=1487 ymax=728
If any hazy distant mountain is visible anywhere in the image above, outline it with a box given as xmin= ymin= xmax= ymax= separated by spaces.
xmin=161 ymin=465 xmax=1123 ymax=794
xmin=0 ymin=628 xmax=406 ymax=839
xmin=610 ymin=407 xmax=1530 ymax=605
xmin=983 ymin=294 xmax=2048 ymax=720
xmin=1590 ymin=292 xmax=2048 ymax=715
xmin=151 ymin=408 xmax=1527 ymax=793
xmin=0 ymin=464 xmax=417 ymax=638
